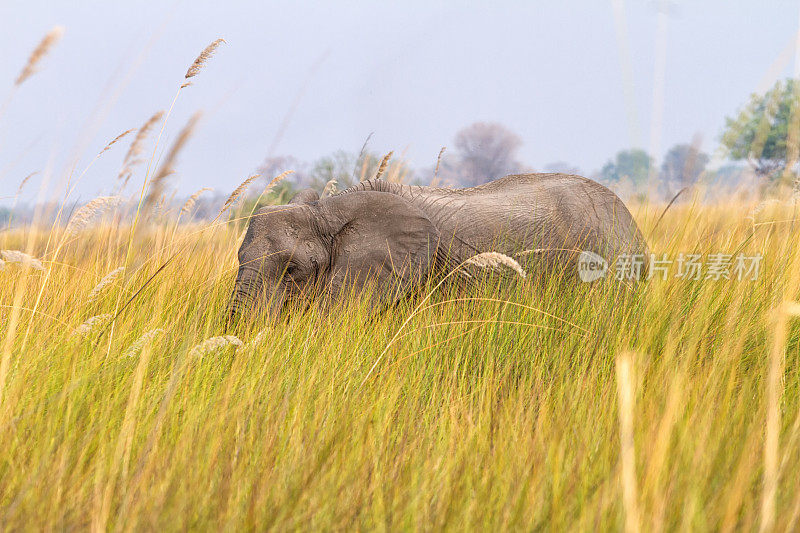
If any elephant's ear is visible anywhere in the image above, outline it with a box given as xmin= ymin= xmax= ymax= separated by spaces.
xmin=320 ymin=191 xmax=440 ymax=308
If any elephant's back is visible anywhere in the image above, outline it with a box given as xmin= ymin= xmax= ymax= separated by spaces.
xmin=444 ymin=173 xmax=649 ymax=271
xmin=503 ymin=173 xmax=648 ymax=258
xmin=344 ymin=174 xmax=648 ymax=270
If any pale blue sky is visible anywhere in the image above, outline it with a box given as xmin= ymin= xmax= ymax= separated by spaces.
xmin=1 ymin=0 xmax=799 ymax=204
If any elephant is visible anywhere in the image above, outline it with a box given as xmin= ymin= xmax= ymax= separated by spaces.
xmin=227 ymin=173 xmax=648 ymax=322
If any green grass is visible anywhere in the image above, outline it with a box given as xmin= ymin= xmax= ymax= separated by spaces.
xmin=1 ymin=200 xmax=799 ymax=531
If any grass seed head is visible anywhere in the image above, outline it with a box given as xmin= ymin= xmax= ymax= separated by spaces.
xmin=189 ymin=335 xmax=243 ymax=359
xmin=220 ymin=175 xmax=262 ymax=216
xmin=123 ymin=329 xmax=164 ymax=358
xmin=181 ymin=187 xmax=213 ymax=216
xmin=374 ymin=151 xmax=393 ymax=180
xmin=185 ymin=38 xmax=225 ymax=79
xmin=263 ymin=170 xmax=293 ymax=196
xmin=73 ymin=314 xmax=113 ymax=338
xmin=17 ymin=172 xmax=37 ymax=195
xmin=145 ymin=112 xmax=201 ymax=213
xmin=87 ymin=267 xmax=125 ymax=302
xmin=16 ymin=26 xmax=64 ymax=86
xmin=99 ymin=129 xmax=134 ymax=155
xmin=65 ymin=196 xmax=123 ymax=236
xmin=463 ymin=252 xmax=527 ymax=278
xmin=119 ymin=111 xmax=164 ymax=184
xmin=0 ymin=250 xmax=44 ymax=271
xmin=432 ymin=146 xmax=446 ymax=185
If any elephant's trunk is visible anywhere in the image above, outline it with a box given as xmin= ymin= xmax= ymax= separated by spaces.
xmin=226 ymin=269 xmax=287 ymax=328
xmin=226 ymin=269 xmax=262 ymax=326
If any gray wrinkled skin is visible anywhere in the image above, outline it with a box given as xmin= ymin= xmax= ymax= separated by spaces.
xmin=227 ymin=173 xmax=648 ymax=322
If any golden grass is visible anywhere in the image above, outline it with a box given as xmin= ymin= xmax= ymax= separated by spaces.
xmin=15 ymin=26 xmax=64 ymax=86
xmin=616 ymin=352 xmax=640 ymax=533
xmin=184 ymin=39 xmax=226 ymax=80
xmin=1 ymin=199 xmax=798 ymax=529
xmin=3 ymin=27 xmax=800 ymax=527
xmin=119 ymin=111 xmax=164 ymax=185
xmin=143 ymin=112 xmax=201 ymax=211
xmin=98 ymin=129 xmax=134 ymax=156
xmin=180 ymin=187 xmax=213 ymax=217
xmin=463 ymin=251 xmax=527 ymax=279
xmin=221 ymin=175 xmax=262 ymax=216
xmin=65 ymin=196 xmax=123 ymax=237
xmin=374 ymin=151 xmax=393 ymax=180
xmin=431 ymin=146 xmax=447 ymax=187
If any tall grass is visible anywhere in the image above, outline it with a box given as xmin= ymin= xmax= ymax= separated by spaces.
xmin=3 ymin=28 xmax=800 ymax=531
xmin=0 ymin=198 xmax=799 ymax=530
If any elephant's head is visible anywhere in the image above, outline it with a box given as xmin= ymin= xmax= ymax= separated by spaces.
xmin=226 ymin=188 xmax=440 ymax=325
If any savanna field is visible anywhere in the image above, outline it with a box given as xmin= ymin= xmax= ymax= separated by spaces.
xmin=2 ymin=29 xmax=800 ymax=533
xmin=1 ymin=197 xmax=799 ymax=531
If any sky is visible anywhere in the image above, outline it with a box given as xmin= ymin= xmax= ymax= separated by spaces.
xmin=1 ymin=0 xmax=799 ymax=205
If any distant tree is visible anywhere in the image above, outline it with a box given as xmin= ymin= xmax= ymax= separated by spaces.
xmin=259 ymin=155 xmax=309 ymax=188
xmin=721 ymin=78 xmax=800 ymax=183
xmin=660 ymin=143 xmax=709 ymax=190
xmin=599 ymin=149 xmax=653 ymax=186
xmin=452 ymin=122 xmax=523 ymax=186
xmin=259 ymin=152 xmax=364 ymax=191
xmin=307 ymin=150 xmax=410 ymax=190
xmin=260 ymin=150 xmax=412 ymax=196
xmin=306 ymin=150 xmax=355 ymax=190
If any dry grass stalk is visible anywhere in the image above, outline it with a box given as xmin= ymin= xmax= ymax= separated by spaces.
xmin=87 ymin=267 xmax=125 ymax=302
xmin=748 ymin=199 xmax=784 ymax=223
xmin=322 ymin=178 xmax=338 ymax=197
xmin=144 ymin=112 xmax=201 ymax=212
xmin=65 ymin=196 xmax=123 ymax=236
xmin=185 ymin=38 xmax=226 ymax=79
xmin=263 ymin=170 xmax=293 ymax=194
xmin=189 ymin=335 xmax=242 ymax=359
xmin=432 ymin=146 xmax=446 ymax=185
xmin=1 ymin=250 xmax=44 ymax=271
xmin=17 ymin=172 xmax=37 ymax=195
xmin=73 ymin=314 xmax=113 ymax=338
xmin=123 ymin=329 xmax=164 ymax=358
xmin=15 ymin=26 xmax=64 ymax=86
xmin=760 ymin=302 xmax=790 ymax=532
xmin=99 ymin=129 xmax=134 ymax=155
xmin=359 ymin=154 xmax=371 ymax=182
xmin=353 ymin=132 xmax=373 ymax=182
xmin=220 ymin=175 xmax=261 ymax=215
xmin=119 ymin=111 xmax=164 ymax=184
xmin=219 ymin=170 xmax=293 ymax=217
xmin=180 ymin=188 xmax=213 ymax=216
xmin=616 ymin=352 xmax=641 ymax=533
xmin=374 ymin=151 xmax=393 ymax=180
xmin=0 ymin=258 xmax=5 ymax=271
xmin=463 ymin=252 xmax=527 ymax=278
